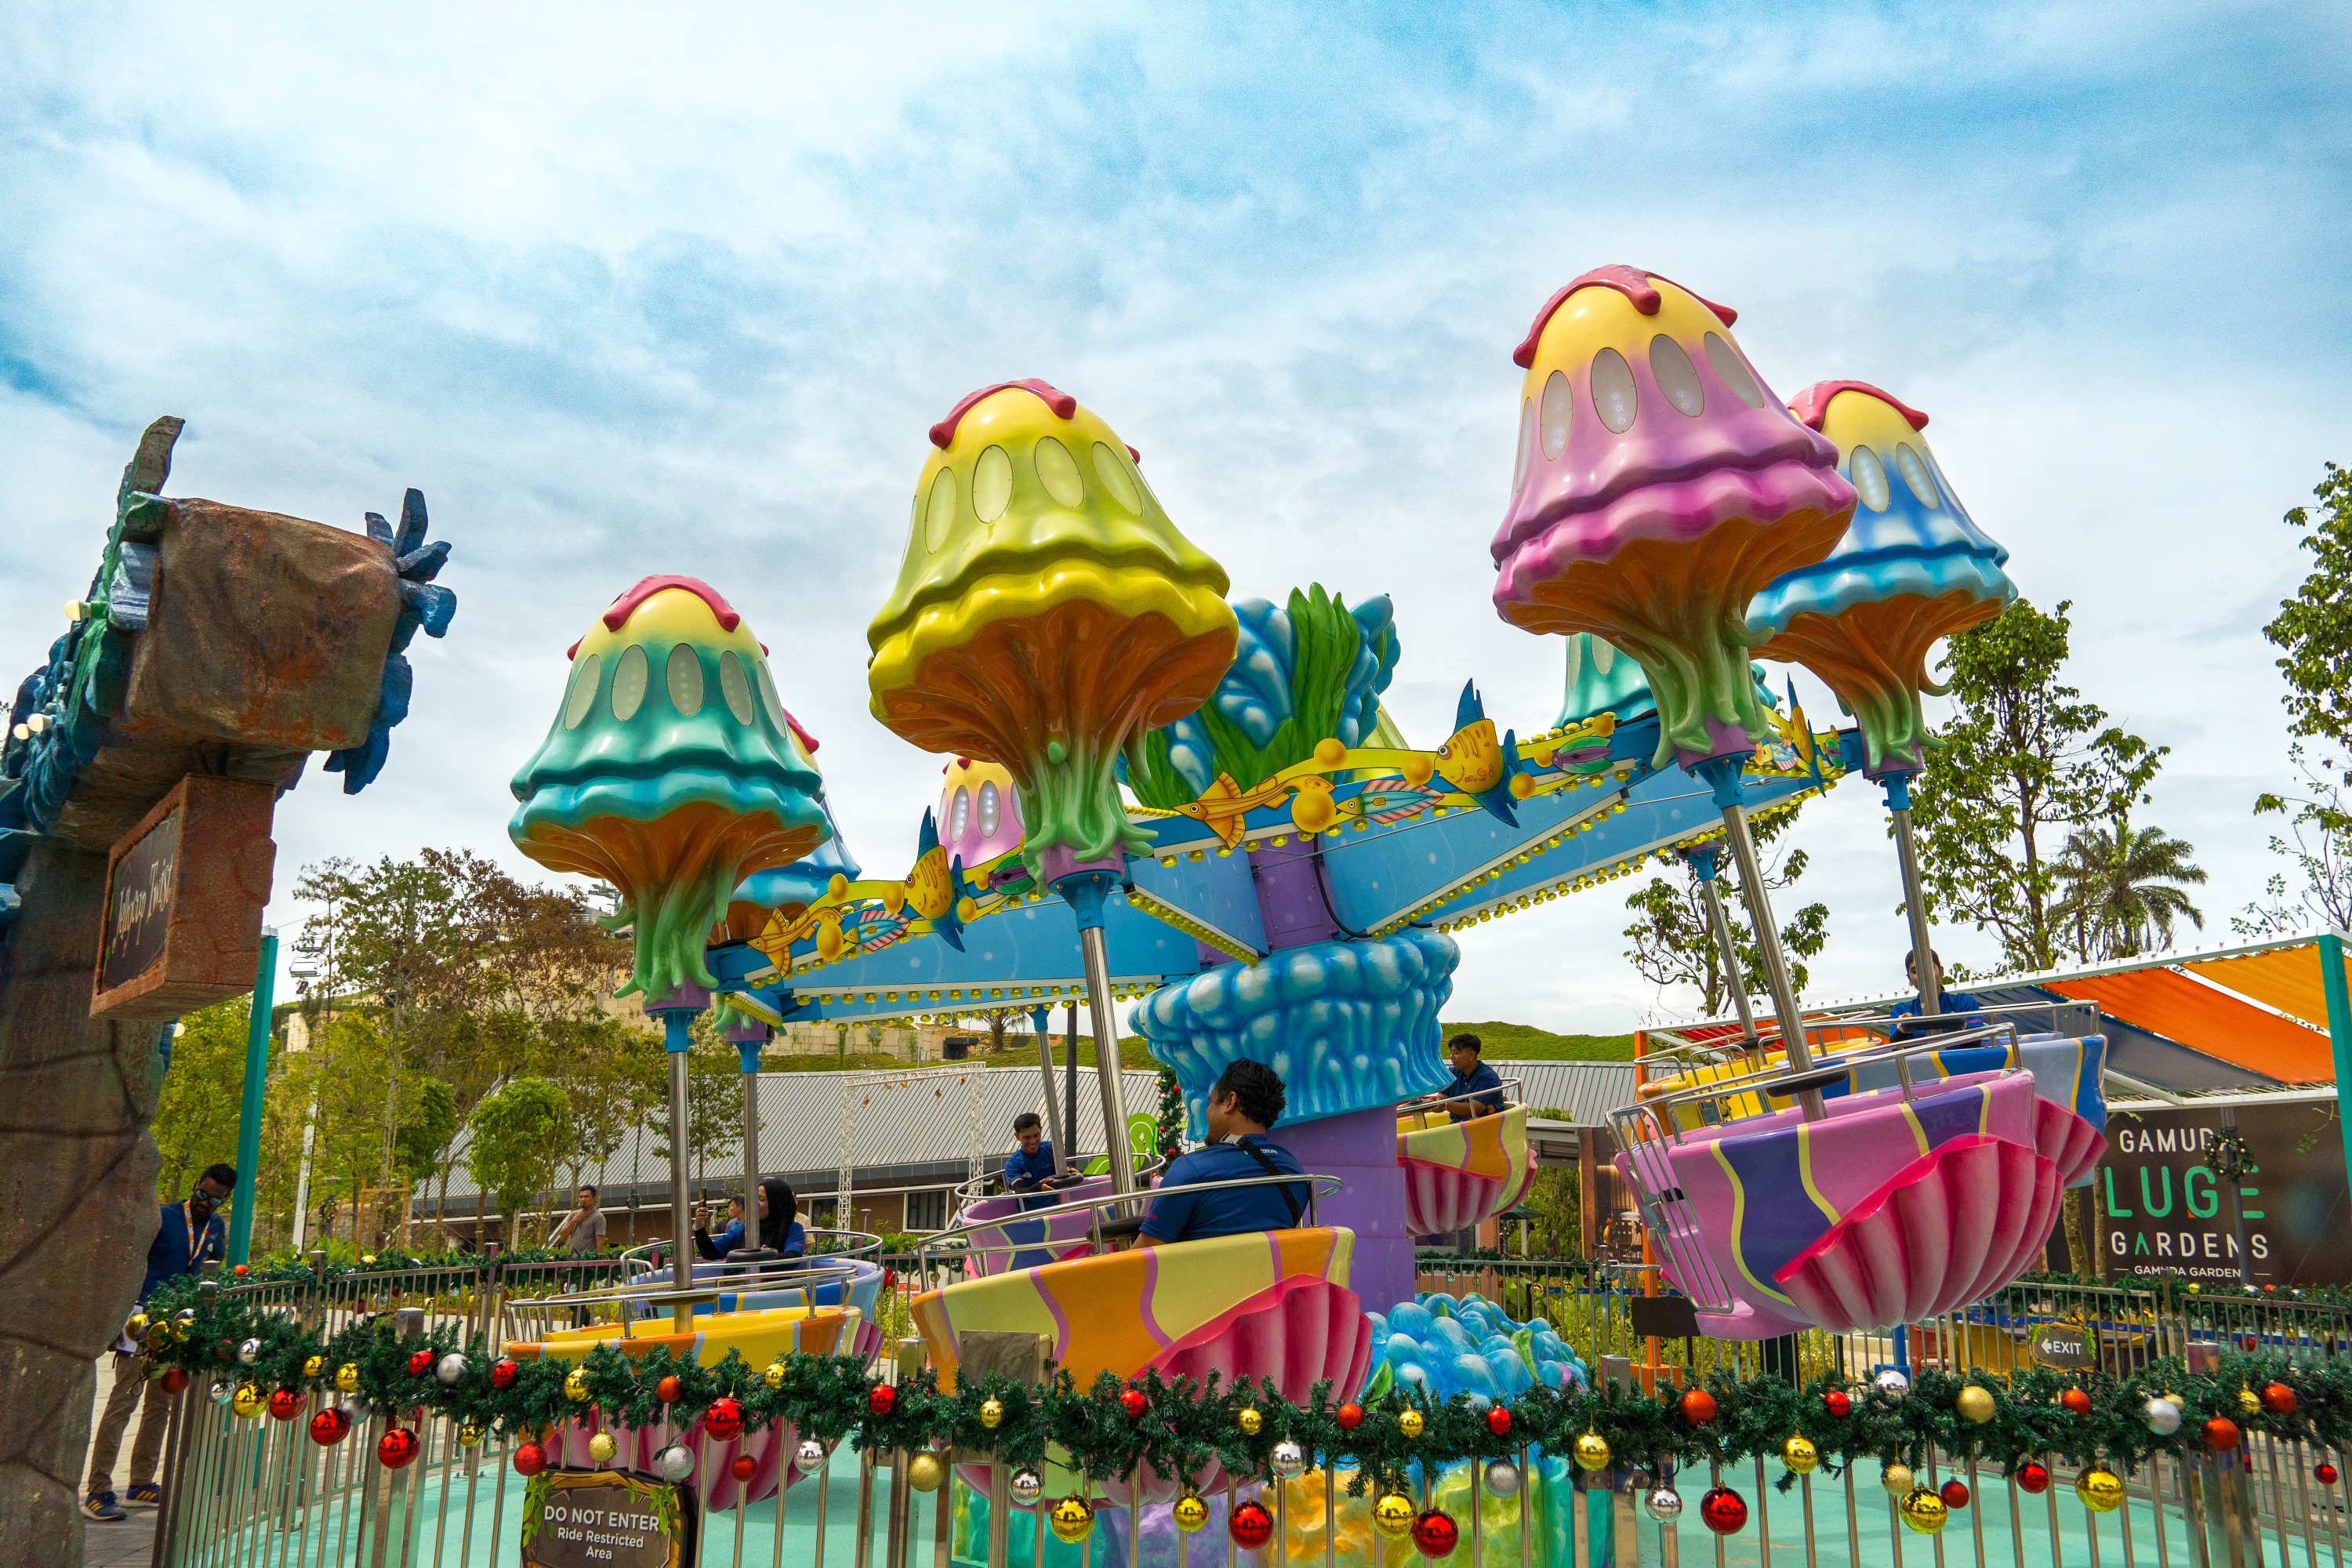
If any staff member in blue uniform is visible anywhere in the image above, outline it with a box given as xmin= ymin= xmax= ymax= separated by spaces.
xmin=1141 ymin=1060 xmax=1308 ymax=1247
xmin=1890 ymin=949 xmax=1986 ymax=1027
xmin=1439 ymin=1033 xmax=1505 ymax=1119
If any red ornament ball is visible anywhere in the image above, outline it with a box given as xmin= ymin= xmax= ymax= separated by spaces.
xmin=513 ymin=1442 xmax=547 ymax=1477
xmin=1699 ymin=1486 xmax=1748 ymax=1535
xmin=492 ymin=1359 xmax=518 ymax=1390
xmin=233 ymin=1264 xmax=249 ymax=1276
xmin=407 ymin=1349 xmax=435 ymax=1377
xmin=1680 ymin=1388 xmax=1718 ymax=1425
xmin=869 ymin=1385 xmax=897 ymax=1417
xmin=2060 ymin=1388 xmax=2092 ymax=1416
xmin=307 ymin=1407 xmax=350 ymax=1446
xmin=1941 ymin=1479 xmax=1971 ymax=1511
xmin=2262 ymin=1382 xmax=2298 ymax=1416
xmin=731 ymin=1455 xmax=758 ymax=1482
xmin=706 ymin=1396 xmax=745 ymax=1440
xmin=1411 ymin=1508 xmax=1460 ymax=1558
xmin=656 ymin=1375 xmax=682 ymax=1403
xmin=2205 ymin=1417 xmax=2241 ymax=1452
xmin=2016 ymin=1462 xmax=2050 ymax=1494
xmin=268 ymin=1387 xmax=303 ymax=1421
xmin=1823 ymin=1389 xmax=1851 ymax=1418
xmin=2316 ymin=1462 xmax=2339 ymax=1486
xmin=378 ymin=1428 xmax=419 ymax=1470
xmin=1120 ymin=1388 xmax=1149 ymax=1420
xmin=1487 ymin=1406 xmax=1513 ymax=1437
xmin=162 ymin=1367 xmax=190 ymax=1394
xmin=1336 ymin=1402 xmax=1363 ymax=1432
xmin=1230 ymin=1500 xmax=1275 ymax=1549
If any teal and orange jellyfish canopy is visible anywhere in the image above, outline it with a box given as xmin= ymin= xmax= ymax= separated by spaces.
xmin=510 ymin=575 xmax=830 ymax=1001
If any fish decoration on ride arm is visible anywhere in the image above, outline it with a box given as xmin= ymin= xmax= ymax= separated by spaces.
xmin=1489 ymin=265 xmax=1855 ymax=770
xmin=1745 ymin=381 xmax=2016 ymax=778
xmin=866 ymin=379 xmax=1236 ymax=883
xmin=509 ymin=575 xmax=832 ymax=1003
xmin=1430 ymin=681 xmax=1530 ymax=826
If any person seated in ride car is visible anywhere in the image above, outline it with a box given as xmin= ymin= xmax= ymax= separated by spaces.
xmin=1140 ymin=1060 xmax=1308 ymax=1247
xmin=1003 ymin=1112 xmax=1080 ymax=1210
xmin=1439 ymin=1033 xmax=1505 ymax=1120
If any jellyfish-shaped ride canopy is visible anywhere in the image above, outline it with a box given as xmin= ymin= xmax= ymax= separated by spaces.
xmin=1746 ymin=381 xmax=2016 ymax=777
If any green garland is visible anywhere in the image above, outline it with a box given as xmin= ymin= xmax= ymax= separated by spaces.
xmin=138 ymin=1279 xmax=2352 ymax=1496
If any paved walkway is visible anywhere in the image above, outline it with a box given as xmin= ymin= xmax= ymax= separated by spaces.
xmin=80 ymin=1352 xmax=159 ymax=1567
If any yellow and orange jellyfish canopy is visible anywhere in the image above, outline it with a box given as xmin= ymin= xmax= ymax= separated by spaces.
xmin=511 ymin=575 xmax=830 ymax=1001
xmin=866 ymin=380 xmax=1236 ymax=878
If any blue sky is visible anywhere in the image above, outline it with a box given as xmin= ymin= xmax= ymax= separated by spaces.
xmin=5 ymin=2 xmax=2347 ymax=1030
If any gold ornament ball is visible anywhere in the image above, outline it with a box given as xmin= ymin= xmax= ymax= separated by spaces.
xmin=1900 ymin=1487 xmax=1950 ymax=1535
xmin=2076 ymin=1468 xmax=2125 ymax=1514
xmin=1397 ymin=1409 xmax=1425 ymax=1440
xmin=979 ymin=1398 xmax=1005 ymax=1429
xmin=458 ymin=1423 xmax=485 ymax=1448
xmin=1374 ymin=1493 xmax=1417 ymax=1540
xmin=764 ymin=1361 xmax=786 ymax=1390
xmin=1174 ymin=1494 xmax=1210 ymax=1533
xmin=907 ymin=1453 xmax=946 ymax=1494
xmin=1573 ymin=1432 xmax=1613 ymax=1472
xmin=588 ymin=1432 xmax=618 ymax=1464
xmin=336 ymin=1363 xmax=361 ymax=1394
xmin=1882 ymin=1463 xmax=1915 ymax=1497
xmin=1784 ymin=1435 xmax=1820 ymax=1475
xmin=1050 ymin=1496 xmax=1095 ymax=1544
xmin=1238 ymin=1406 xmax=1263 ymax=1436
xmin=1957 ymin=1386 xmax=1996 ymax=1424
xmin=125 ymin=1312 xmax=150 ymax=1343
xmin=2238 ymin=1389 xmax=2262 ymax=1417
xmin=303 ymin=1356 xmax=326 ymax=1381
xmin=564 ymin=1369 xmax=592 ymax=1403
xmin=230 ymin=1383 xmax=265 ymax=1420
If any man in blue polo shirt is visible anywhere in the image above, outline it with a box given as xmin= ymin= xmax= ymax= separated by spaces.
xmin=1889 ymin=949 xmax=1986 ymax=1028
xmin=1141 ymin=1060 xmax=1308 ymax=1247
xmin=1439 ymin=1033 xmax=1505 ymax=1119
xmin=85 ymin=1163 xmax=234 ymax=1521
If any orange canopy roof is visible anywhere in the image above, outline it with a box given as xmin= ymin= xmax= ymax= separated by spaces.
xmin=2183 ymin=947 xmax=2334 ymax=1032
xmin=2045 ymin=965 xmax=2337 ymax=1085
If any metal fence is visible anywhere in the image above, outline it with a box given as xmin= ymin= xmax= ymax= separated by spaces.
xmin=140 ymin=1258 xmax=2352 ymax=1568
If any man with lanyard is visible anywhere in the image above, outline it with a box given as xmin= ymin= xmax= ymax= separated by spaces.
xmin=84 ymin=1164 xmax=234 ymax=1521
xmin=1002 ymin=1112 xmax=1078 ymax=1268
xmin=1439 ymin=1033 xmax=1505 ymax=1120
xmin=1889 ymin=949 xmax=1987 ymax=1032
xmin=1140 ymin=1061 xmax=1308 ymax=1247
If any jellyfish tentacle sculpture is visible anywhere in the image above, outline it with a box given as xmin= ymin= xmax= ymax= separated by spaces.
xmin=513 ymin=575 xmax=832 ymax=1001
xmin=868 ymin=380 xmax=1236 ymax=1196
xmin=1489 ymin=266 xmax=1855 ymax=1093
xmin=1748 ymin=382 xmax=2016 ymax=1015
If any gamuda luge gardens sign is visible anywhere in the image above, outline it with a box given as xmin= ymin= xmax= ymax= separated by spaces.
xmin=2096 ymin=1097 xmax=2351 ymax=1286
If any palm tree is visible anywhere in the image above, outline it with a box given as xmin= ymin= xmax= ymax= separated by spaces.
xmin=2053 ymin=820 xmax=2208 ymax=960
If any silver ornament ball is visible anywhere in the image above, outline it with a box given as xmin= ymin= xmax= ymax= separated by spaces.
xmin=209 ymin=1382 xmax=232 ymax=1406
xmin=1011 ymin=1470 xmax=1044 ymax=1507
xmin=655 ymin=1443 xmax=695 ymax=1483
xmin=1485 ymin=1459 xmax=1523 ymax=1497
xmin=1645 ymin=1486 xmax=1684 ymax=1523
xmin=1873 ymin=1369 xmax=1911 ymax=1401
xmin=2144 ymin=1397 xmax=2183 ymax=1436
xmin=1270 ymin=1441 xmax=1306 ymax=1479
xmin=436 ymin=1353 xmax=468 ymax=1387
xmin=237 ymin=1338 xmax=263 ymax=1367
xmin=796 ymin=1439 xmax=827 ymax=1470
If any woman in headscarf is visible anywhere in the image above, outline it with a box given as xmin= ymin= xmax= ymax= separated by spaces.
xmin=757 ymin=1178 xmax=805 ymax=1258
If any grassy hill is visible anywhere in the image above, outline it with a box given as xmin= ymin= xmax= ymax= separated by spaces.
xmin=1438 ymin=1020 xmax=1637 ymax=1061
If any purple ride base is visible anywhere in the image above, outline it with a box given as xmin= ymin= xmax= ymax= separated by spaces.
xmin=1280 ymin=1104 xmax=1417 ymax=1315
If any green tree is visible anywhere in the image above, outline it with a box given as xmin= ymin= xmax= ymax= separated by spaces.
xmin=2234 ymin=743 xmax=2352 ymax=936
xmin=2051 ymin=820 xmax=2207 ymax=960
xmin=466 ymin=1076 xmax=573 ymax=1243
xmin=150 ymin=997 xmax=251 ymax=1201
xmin=2263 ymin=463 xmax=2352 ymax=758
xmin=1622 ymin=811 xmax=1828 ymax=1014
xmin=1911 ymin=600 xmax=2165 ymax=973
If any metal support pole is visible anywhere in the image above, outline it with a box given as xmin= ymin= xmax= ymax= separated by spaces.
xmin=1064 ymin=1001 xmax=1080 ymax=1159
xmin=227 ymin=928 xmax=279 ymax=1265
xmin=1884 ymin=774 xmax=1941 ymax=1018
xmin=1697 ymin=757 xmax=1822 ymax=1119
xmin=657 ymin=1007 xmax=699 ymax=1333
xmin=1687 ymin=849 xmax=1760 ymax=1046
xmin=728 ymin=1025 xmax=775 ymax=1262
xmin=1029 ymin=1007 xmax=1067 ymax=1180
xmin=1058 ymin=872 xmax=1136 ymax=1198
